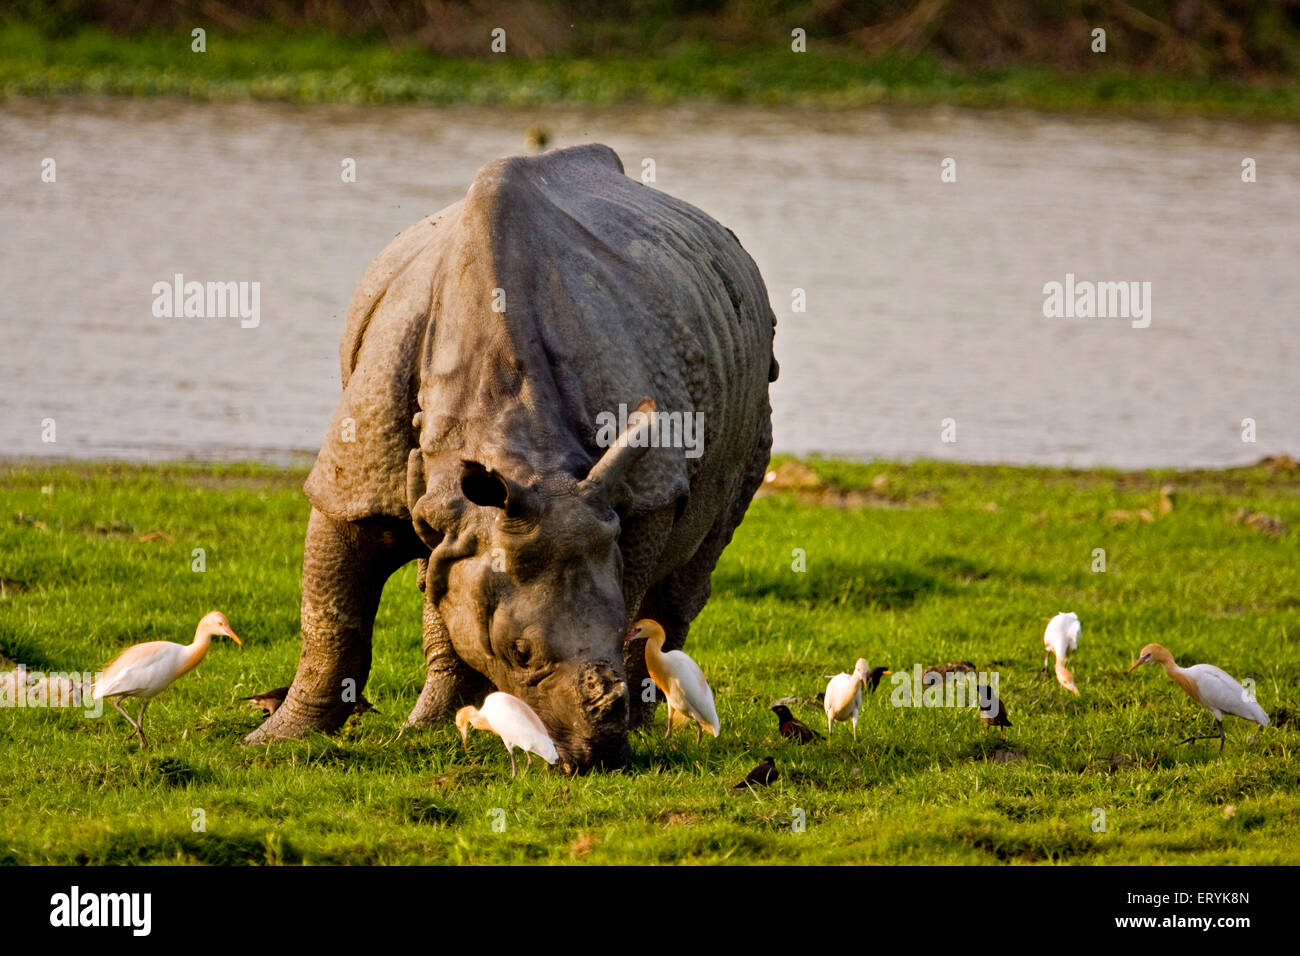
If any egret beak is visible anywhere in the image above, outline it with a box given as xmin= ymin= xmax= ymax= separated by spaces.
xmin=223 ymin=627 xmax=242 ymax=646
xmin=623 ymin=625 xmax=642 ymax=646
xmin=1126 ymin=655 xmax=1149 ymax=674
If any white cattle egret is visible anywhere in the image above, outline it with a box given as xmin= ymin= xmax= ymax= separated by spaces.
xmin=1128 ymin=643 xmax=1270 ymax=750
xmin=1042 ymin=611 xmax=1081 ymax=694
xmin=824 ymin=658 xmax=871 ymax=741
xmin=627 ymin=619 xmax=720 ymax=743
xmin=455 ymin=691 xmax=559 ymax=777
xmin=93 ymin=610 xmax=241 ymax=748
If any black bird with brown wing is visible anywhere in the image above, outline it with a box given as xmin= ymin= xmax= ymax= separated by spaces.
xmin=976 ymin=684 xmax=1011 ymax=729
xmin=732 ymin=757 xmax=779 ymax=791
xmin=923 ymin=661 xmax=976 ymax=684
xmin=771 ymin=704 xmax=823 ymax=743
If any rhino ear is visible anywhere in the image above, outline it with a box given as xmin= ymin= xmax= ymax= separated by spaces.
xmin=460 ymin=461 xmax=539 ymax=522
xmin=583 ymin=397 xmax=656 ymax=492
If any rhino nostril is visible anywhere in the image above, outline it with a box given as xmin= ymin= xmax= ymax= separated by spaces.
xmin=579 ymin=664 xmax=617 ymax=694
xmin=594 ymin=680 xmax=627 ymax=711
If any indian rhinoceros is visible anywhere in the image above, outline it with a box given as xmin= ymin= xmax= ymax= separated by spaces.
xmin=243 ymin=143 xmax=777 ymax=770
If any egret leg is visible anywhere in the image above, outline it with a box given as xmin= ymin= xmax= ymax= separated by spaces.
xmin=852 ymin=717 xmax=858 ymax=743
xmin=1041 ymin=653 xmax=1050 ymax=679
xmin=112 ymin=701 xmax=138 ymax=740
xmin=1178 ymin=720 xmax=1226 ymax=749
xmin=695 ymin=722 xmax=702 ymax=745
xmin=112 ymin=698 xmax=146 ymax=747
xmin=664 ymin=705 xmax=674 ymax=739
xmin=525 ymin=752 xmax=533 ymax=771
xmin=508 ymin=749 xmax=518 ymax=778
xmin=136 ymin=700 xmax=150 ymax=749
xmin=827 ymin=715 xmax=834 ymax=739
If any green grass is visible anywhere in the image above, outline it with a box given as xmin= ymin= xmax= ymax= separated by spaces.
xmin=0 ymin=457 xmax=1297 ymax=865
xmin=3 ymin=22 xmax=1299 ymax=119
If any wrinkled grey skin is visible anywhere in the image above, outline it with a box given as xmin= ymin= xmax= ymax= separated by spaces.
xmin=243 ymin=144 xmax=777 ymax=769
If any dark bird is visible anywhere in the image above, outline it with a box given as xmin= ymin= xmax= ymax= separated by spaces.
xmin=976 ymin=685 xmax=1011 ymax=729
xmin=732 ymin=757 xmax=779 ymax=791
xmin=242 ymin=686 xmax=376 ymax=717
xmin=922 ymin=661 xmax=976 ymax=685
xmin=771 ymin=704 xmax=822 ymax=743
xmin=524 ymin=122 xmax=551 ymax=152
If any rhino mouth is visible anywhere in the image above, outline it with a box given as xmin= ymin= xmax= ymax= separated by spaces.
xmin=528 ymin=657 xmax=629 ymax=772
xmin=533 ymin=665 xmax=629 ymax=772
xmin=553 ymin=728 xmax=630 ymax=774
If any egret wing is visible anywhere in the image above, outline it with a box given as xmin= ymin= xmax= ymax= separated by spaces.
xmin=484 ymin=692 xmax=559 ymax=763
xmin=1044 ymin=612 xmax=1080 ymax=656
xmin=663 ymin=649 xmax=719 ymax=733
xmin=1183 ymin=664 xmax=1268 ymax=725
xmin=95 ymin=642 xmax=186 ymax=698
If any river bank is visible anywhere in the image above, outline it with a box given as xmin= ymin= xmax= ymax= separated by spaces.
xmin=3 ymin=24 xmax=1298 ymax=119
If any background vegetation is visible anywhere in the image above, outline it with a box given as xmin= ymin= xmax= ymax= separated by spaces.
xmin=3 ymin=1 xmax=1299 ymax=115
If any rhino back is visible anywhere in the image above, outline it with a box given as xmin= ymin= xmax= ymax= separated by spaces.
xmin=307 ymin=143 xmax=776 ymax=526
xmin=304 ymin=203 xmax=464 ymax=521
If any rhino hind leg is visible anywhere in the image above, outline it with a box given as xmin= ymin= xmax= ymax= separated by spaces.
xmin=615 ymin=504 xmax=678 ymax=728
xmin=405 ymin=597 xmax=494 ymax=727
xmin=627 ymin=523 xmax=726 ymax=728
xmin=244 ymin=508 xmax=419 ymax=744
xmin=627 ymin=585 xmax=686 ymax=728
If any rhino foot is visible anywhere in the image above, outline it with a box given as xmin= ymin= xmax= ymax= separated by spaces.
xmin=404 ymin=667 xmax=493 ymax=728
xmin=404 ymin=599 xmax=493 ymax=727
xmin=243 ymin=508 xmax=418 ymax=744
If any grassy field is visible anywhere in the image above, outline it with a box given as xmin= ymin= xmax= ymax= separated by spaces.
xmin=0 ymin=457 xmax=1297 ymax=865
xmin=3 ymin=22 xmax=1299 ymax=119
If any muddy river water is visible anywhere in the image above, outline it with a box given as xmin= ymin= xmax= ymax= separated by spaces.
xmin=1 ymin=98 xmax=1296 ymax=467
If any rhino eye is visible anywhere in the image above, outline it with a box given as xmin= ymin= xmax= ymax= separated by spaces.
xmin=512 ymin=639 xmax=532 ymax=666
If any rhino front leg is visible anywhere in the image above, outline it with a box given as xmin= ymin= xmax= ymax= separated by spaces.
xmin=405 ymin=596 xmax=493 ymax=727
xmin=243 ymin=507 xmax=419 ymax=744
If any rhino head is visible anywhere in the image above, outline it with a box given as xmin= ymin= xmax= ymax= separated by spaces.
xmin=410 ymin=399 xmax=658 ymax=771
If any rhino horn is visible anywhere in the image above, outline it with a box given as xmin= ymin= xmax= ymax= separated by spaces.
xmin=583 ymin=396 xmax=656 ymax=491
